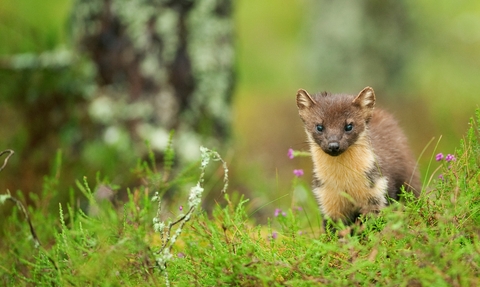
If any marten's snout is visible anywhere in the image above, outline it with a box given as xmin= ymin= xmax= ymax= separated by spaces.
xmin=326 ymin=141 xmax=342 ymax=156
xmin=328 ymin=142 xmax=340 ymax=152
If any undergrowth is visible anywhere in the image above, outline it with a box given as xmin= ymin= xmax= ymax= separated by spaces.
xmin=1 ymin=109 xmax=480 ymax=286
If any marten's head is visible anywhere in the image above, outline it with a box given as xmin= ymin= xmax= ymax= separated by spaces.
xmin=296 ymin=87 xmax=375 ymax=157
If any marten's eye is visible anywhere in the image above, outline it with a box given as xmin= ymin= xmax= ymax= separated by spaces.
xmin=345 ymin=123 xmax=353 ymax=132
xmin=316 ymin=124 xmax=324 ymax=132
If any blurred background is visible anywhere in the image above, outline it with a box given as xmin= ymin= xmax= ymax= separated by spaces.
xmin=0 ymin=0 xmax=478 ymax=219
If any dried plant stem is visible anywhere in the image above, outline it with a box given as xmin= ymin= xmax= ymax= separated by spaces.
xmin=0 ymin=149 xmax=14 ymax=172
xmin=4 ymin=192 xmax=41 ymax=248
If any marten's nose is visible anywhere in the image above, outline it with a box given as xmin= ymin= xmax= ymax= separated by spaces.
xmin=328 ymin=142 xmax=340 ymax=152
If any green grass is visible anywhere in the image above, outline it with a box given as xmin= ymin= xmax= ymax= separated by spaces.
xmin=1 ymin=110 xmax=480 ymax=286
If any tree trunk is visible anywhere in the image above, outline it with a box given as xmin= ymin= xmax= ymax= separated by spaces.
xmin=71 ymin=0 xmax=235 ymax=161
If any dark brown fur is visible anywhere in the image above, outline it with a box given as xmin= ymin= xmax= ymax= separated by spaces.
xmin=367 ymin=108 xmax=421 ymax=199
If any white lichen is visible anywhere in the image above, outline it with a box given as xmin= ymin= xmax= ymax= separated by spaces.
xmin=187 ymin=183 xmax=204 ymax=209
xmin=152 ymin=146 xmax=229 ymax=283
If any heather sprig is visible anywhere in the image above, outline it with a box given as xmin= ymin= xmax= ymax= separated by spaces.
xmin=435 ymin=152 xmax=456 ymax=180
xmin=287 ymin=148 xmax=310 ymax=159
xmin=436 ymin=152 xmax=456 ymax=162
xmin=288 ymin=148 xmax=305 ymax=180
xmin=274 ymin=208 xmax=287 ymax=217
xmin=293 ymin=169 xmax=304 ymax=177
xmin=445 ymin=154 xmax=456 ymax=162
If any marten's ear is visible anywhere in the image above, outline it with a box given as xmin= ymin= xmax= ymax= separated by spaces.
xmin=296 ymin=89 xmax=316 ymax=109
xmin=353 ymin=87 xmax=375 ymax=120
xmin=353 ymin=87 xmax=376 ymax=110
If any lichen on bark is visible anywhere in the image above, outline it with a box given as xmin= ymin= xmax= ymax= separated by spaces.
xmin=71 ymin=0 xmax=235 ymax=161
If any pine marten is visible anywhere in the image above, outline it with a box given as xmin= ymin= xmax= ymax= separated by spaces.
xmin=296 ymin=87 xmax=420 ymax=226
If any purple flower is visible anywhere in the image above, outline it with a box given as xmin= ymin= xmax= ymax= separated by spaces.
xmin=435 ymin=153 xmax=444 ymax=161
xmin=293 ymin=169 xmax=304 ymax=177
xmin=274 ymin=208 xmax=286 ymax=217
xmin=274 ymin=208 xmax=281 ymax=217
xmin=438 ymin=174 xmax=444 ymax=180
xmin=287 ymin=148 xmax=294 ymax=159
xmin=177 ymin=252 xmax=185 ymax=258
xmin=271 ymin=231 xmax=278 ymax=240
xmin=179 ymin=205 xmax=183 ymax=211
xmin=445 ymin=154 xmax=456 ymax=162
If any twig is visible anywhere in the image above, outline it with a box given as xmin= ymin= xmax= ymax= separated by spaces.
xmin=158 ymin=205 xmax=195 ymax=253
xmin=4 ymin=192 xmax=41 ymax=248
xmin=0 ymin=149 xmax=14 ymax=172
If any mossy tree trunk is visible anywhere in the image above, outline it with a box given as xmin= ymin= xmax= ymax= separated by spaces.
xmin=0 ymin=0 xmax=234 ymax=200
xmin=72 ymin=0 xmax=235 ymax=161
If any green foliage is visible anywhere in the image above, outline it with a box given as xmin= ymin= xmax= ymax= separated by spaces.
xmin=1 ymin=110 xmax=480 ymax=285
xmin=0 ymin=0 xmax=71 ymax=55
